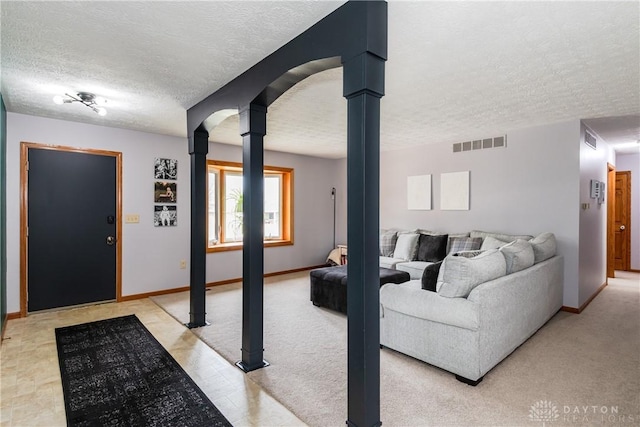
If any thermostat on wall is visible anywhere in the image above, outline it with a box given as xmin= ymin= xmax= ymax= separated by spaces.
xmin=590 ymin=180 xmax=600 ymax=199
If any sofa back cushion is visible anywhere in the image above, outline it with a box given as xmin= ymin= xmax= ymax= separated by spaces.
xmin=393 ymin=233 xmax=420 ymax=261
xmin=436 ymin=249 xmax=506 ymax=298
xmin=417 ymin=234 xmax=448 ymax=262
xmin=499 ymin=239 xmax=535 ymax=274
xmin=529 ymin=232 xmax=557 ymax=263
xmin=380 ymin=230 xmax=398 ymax=257
xmin=480 ymin=236 xmax=509 ymax=250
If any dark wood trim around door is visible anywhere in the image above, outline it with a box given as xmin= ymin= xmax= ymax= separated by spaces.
xmin=19 ymin=142 xmax=123 ymax=317
xmin=615 ymin=171 xmax=632 ymax=271
xmin=607 ymin=163 xmax=616 ymax=278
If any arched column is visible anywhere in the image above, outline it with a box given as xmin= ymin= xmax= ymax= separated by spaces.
xmin=344 ymin=51 xmax=385 ymax=427
xmin=236 ymin=103 xmax=269 ymax=372
xmin=186 ymin=2 xmax=388 ymax=425
xmin=187 ymin=128 xmax=209 ymax=328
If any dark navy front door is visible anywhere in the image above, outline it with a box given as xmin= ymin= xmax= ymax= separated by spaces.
xmin=27 ymin=148 xmax=117 ymax=312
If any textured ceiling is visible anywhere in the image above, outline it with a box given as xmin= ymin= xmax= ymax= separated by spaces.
xmin=2 ymin=1 xmax=639 ymax=158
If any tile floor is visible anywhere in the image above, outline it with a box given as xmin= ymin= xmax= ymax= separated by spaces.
xmin=0 ymin=298 xmax=306 ymax=427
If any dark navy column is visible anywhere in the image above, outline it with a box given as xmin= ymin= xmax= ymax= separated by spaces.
xmin=236 ymin=103 xmax=269 ymax=372
xmin=187 ymin=128 xmax=209 ymax=328
xmin=344 ymin=50 xmax=385 ymax=427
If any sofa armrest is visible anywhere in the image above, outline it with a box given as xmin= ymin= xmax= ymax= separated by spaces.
xmin=466 ymin=255 xmax=564 ymax=375
xmin=467 ymin=255 xmax=563 ymax=320
xmin=380 ymin=281 xmax=479 ymax=331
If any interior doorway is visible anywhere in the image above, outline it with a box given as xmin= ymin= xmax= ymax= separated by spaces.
xmin=614 ymin=171 xmax=632 ymax=271
xmin=20 ymin=143 xmax=122 ymax=315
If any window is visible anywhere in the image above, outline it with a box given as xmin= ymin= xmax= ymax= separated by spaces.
xmin=207 ymin=160 xmax=293 ymax=252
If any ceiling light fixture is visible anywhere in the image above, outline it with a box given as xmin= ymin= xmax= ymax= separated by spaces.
xmin=53 ymin=92 xmax=107 ymax=116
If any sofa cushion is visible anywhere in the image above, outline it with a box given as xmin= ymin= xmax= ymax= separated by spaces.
xmin=529 ymin=232 xmax=557 ymax=263
xmin=379 ymin=230 xmax=398 ymax=257
xmin=480 ymin=236 xmax=509 ymax=250
xmin=447 ymin=236 xmax=482 ymax=254
xmin=421 ymin=261 xmax=443 ymax=292
xmin=393 ymin=233 xmax=419 ymax=261
xmin=453 ymin=250 xmax=485 ymax=258
xmin=471 ymin=230 xmax=533 ymax=243
xmin=499 ymin=239 xmax=535 ymax=274
xmin=417 ymin=233 xmax=448 ymax=262
xmin=396 ymin=261 xmax=432 ymax=280
xmin=436 ymin=249 xmax=507 ymax=298
xmin=417 ymin=229 xmax=438 ymax=235
xmin=380 ymin=256 xmax=404 ymax=269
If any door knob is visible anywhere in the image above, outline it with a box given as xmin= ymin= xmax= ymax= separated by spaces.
xmin=620 ymin=225 xmax=626 ymax=231
xmin=106 ymin=236 xmax=116 ymax=246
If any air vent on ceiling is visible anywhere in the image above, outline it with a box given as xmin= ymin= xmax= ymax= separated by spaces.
xmin=585 ymin=130 xmax=597 ymax=150
xmin=453 ymin=135 xmax=507 ymax=153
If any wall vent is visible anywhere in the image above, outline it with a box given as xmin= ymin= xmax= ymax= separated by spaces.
xmin=585 ymin=130 xmax=597 ymax=150
xmin=453 ymin=135 xmax=507 ymax=153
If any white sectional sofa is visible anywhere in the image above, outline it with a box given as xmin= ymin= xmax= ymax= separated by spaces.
xmin=379 ymin=229 xmax=535 ymax=279
xmin=378 ymin=230 xmax=563 ymax=384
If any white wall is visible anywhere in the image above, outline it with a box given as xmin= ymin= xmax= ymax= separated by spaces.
xmin=616 ymin=152 xmax=640 ymax=270
xmin=375 ymin=120 xmax=582 ymax=307
xmin=6 ymin=113 xmax=190 ymax=313
xmin=5 ymin=113 xmax=340 ymax=313
xmin=579 ymin=123 xmax=610 ymax=306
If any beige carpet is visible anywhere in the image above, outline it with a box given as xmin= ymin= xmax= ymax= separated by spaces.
xmin=151 ymin=271 xmax=640 ymax=426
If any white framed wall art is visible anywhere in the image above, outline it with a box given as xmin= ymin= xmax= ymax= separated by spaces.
xmin=440 ymin=171 xmax=470 ymax=210
xmin=407 ymin=174 xmax=432 ymax=210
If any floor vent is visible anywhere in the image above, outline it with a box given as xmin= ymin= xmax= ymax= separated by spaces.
xmin=453 ymin=135 xmax=507 ymax=153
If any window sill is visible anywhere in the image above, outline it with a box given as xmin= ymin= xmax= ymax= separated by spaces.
xmin=207 ymin=239 xmax=293 ymax=253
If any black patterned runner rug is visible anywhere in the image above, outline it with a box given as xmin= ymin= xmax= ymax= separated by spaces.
xmin=55 ymin=314 xmax=232 ymax=427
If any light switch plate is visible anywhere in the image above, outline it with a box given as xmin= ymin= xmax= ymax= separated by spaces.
xmin=125 ymin=214 xmax=140 ymax=223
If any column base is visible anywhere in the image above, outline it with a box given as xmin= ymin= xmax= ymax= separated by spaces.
xmin=235 ymin=359 xmax=270 ymax=373
xmin=184 ymin=321 xmax=210 ymax=329
xmin=346 ymin=420 xmax=382 ymax=427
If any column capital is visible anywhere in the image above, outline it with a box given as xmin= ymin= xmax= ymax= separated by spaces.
xmin=343 ymin=52 xmax=385 ymax=100
xmin=239 ymin=103 xmax=267 ymax=137
xmin=189 ymin=128 xmax=209 ymax=155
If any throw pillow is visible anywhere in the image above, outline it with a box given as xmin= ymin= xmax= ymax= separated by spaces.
xmin=421 ymin=261 xmax=442 ymax=292
xmin=470 ymin=230 xmax=534 ymax=242
xmin=417 ymin=229 xmax=437 ymax=235
xmin=379 ymin=230 xmax=398 ymax=257
xmin=499 ymin=239 xmax=535 ymax=274
xmin=436 ymin=249 xmax=507 ymax=298
xmin=454 ymin=250 xmax=484 ymax=258
xmin=480 ymin=236 xmax=509 ymax=250
xmin=529 ymin=232 xmax=557 ymax=263
xmin=447 ymin=236 xmax=482 ymax=254
xmin=417 ymin=234 xmax=448 ymax=262
xmin=393 ymin=233 xmax=420 ymax=261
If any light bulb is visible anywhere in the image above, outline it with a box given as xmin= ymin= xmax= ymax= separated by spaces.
xmin=96 ymin=107 xmax=107 ymax=116
xmin=53 ymin=95 xmax=65 ymax=105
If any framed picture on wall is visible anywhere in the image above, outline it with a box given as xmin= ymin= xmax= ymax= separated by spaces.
xmin=154 ymin=181 xmax=177 ymax=203
xmin=154 ymin=205 xmax=177 ymax=227
xmin=407 ymin=174 xmax=432 ymax=210
xmin=154 ymin=158 xmax=177 ymax=180
xmin=440 ymin=171 xmax=470 ymax=210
